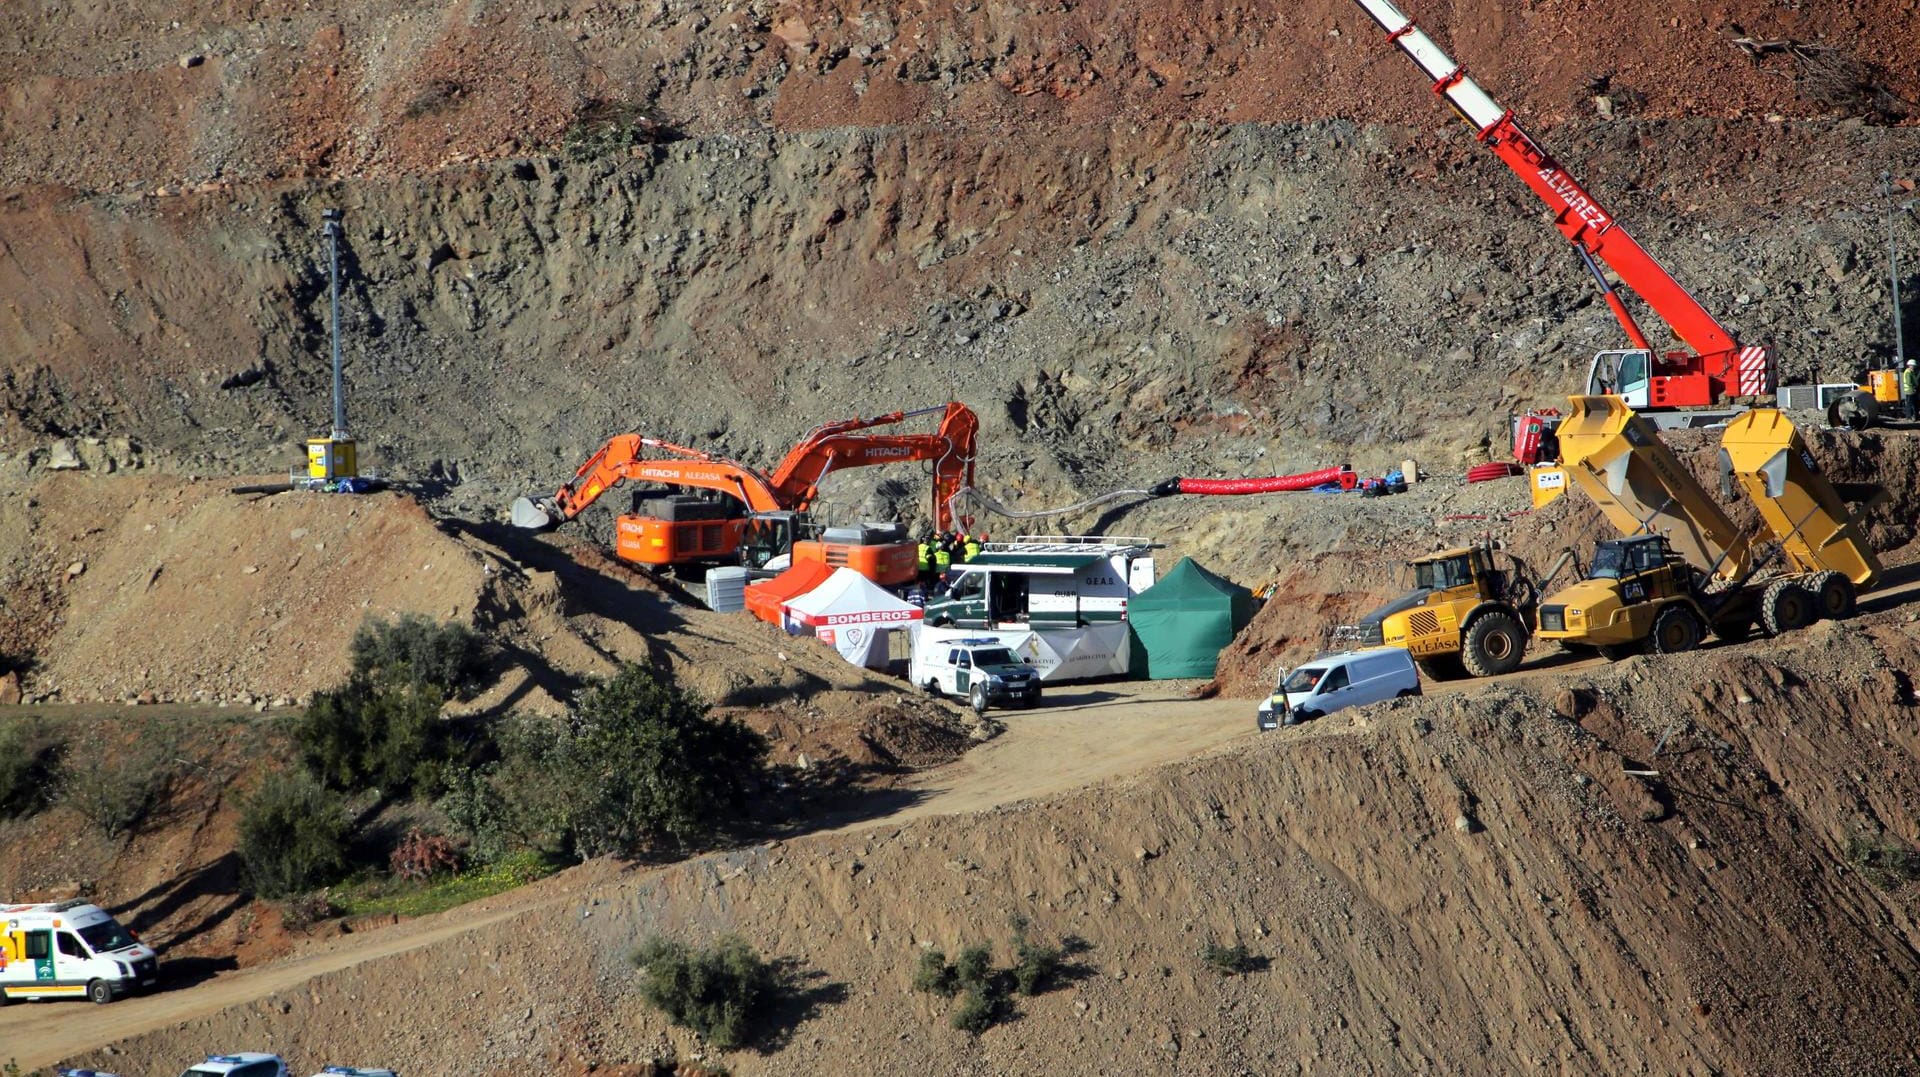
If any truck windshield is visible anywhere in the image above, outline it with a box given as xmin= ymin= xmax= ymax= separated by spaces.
xmin=1281 ymin=667 xmax=1327 ymax=693
xmin=1589 ymin=544 xmax=1629 ymax=579
xmin=78 ymin=919 xmax=136 ymax=953
xmin=970 ymin=648 xmax=1020 ymax=666
xmin=1413 ymin=556 xmax=1472 ymax=590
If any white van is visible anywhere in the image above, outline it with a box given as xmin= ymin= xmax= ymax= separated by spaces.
xmin=1 ymin=899 xmax=159 ymax=1003
xmin=1257 ymin=648 xmax=1421 ymax=730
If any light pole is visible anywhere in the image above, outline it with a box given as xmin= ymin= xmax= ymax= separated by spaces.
xmin=323 ymin=207 xmax=348 ymax=440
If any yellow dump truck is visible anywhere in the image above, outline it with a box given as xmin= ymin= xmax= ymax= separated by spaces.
xmin=1535 ymin=396 xmax=1879 ymax=656
xmin=1332 ymin=541 xmax=1545 ymax=679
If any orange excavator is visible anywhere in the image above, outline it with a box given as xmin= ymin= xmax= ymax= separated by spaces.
xmin=510 ymin=403 xmax=978 ymax=585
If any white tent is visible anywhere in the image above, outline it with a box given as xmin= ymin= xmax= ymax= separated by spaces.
xmin=783 ymin=568 xmax=924 ymax=668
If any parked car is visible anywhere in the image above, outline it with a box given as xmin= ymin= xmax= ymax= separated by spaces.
xmin=313 ymin=1069 xmax=399 ymax=1077
xmin=909 ymin=635 xmax=1044 ymax=713
xmin=179 ymin=1055 xmax=289 ymax=1077
xmin=1257 ymin=648 xmax=1421 ymax=730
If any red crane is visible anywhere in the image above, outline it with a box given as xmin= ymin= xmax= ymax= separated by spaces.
xmin=1350 ymin=0 xmax=1775 ymax=417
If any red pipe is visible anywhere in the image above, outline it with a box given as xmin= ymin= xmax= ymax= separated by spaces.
xmin=1173 ymin=466 xmax=1354 ymax=495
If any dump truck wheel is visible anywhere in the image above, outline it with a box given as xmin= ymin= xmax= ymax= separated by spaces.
xmin=1760 ymin=579 xmax=1814 ymax=635
xmin=1417 ymin=656 xmax=1466 ymax=681
xmin=1461 ymin=611 xmax=1526 ymax=677
xmin=1808 ymin=571 xmax=1857 ymax=620
xmin=1649 ymin=605 xmax=1704 ymax=654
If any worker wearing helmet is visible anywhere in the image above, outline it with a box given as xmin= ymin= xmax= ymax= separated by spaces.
xmin=962 ymin=534 xmax=981 ymax=563
xmin=1903 ymin=360 xmax=1918 ymax=421
xmin=933 ymin=537 xmax=953 ymax=580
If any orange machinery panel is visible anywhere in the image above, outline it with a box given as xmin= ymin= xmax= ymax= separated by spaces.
xmin=615 ymin=515 xmax=745 ymax=566
xmin=791 ymin=540 xmax=918 ymax=587
xmin=1646 ymin=373 xmax=1713 ymax=408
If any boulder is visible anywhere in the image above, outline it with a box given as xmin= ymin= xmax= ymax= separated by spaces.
xmin=47 ymin=439 xmax=84 ymax=470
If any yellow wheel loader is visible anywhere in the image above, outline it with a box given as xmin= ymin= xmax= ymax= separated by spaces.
xmin=1334 ymin=541 xmax=1565 ymax=679
xmin=1535 ymin=396 xmax=1880 ymax=657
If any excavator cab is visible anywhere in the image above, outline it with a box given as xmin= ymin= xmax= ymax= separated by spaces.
xmin=739 ymin=511 xmax=810 ymax=570
xmin=1333 ymin=541 xmax=1535 ymax=680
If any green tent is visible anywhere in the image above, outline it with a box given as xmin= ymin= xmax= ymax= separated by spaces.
xmin=1127 ymin=557 xmax=1256 ymax=679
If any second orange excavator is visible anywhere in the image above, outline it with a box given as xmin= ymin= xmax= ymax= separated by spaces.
xmin=510 ymin=403 xmax=978 ymax=585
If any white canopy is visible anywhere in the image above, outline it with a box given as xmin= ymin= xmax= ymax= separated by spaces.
xmin=783 ymin=568 xmax=924 ymax=627
xmin=783 ymin=568 xmax=923 ymax=669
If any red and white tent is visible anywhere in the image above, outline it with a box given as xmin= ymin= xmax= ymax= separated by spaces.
xmin=782 ymin=568 xmax=923 ymax=668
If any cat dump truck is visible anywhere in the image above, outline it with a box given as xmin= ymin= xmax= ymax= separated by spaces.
xmin=1332 ymin=540 xmax=1562 ymax=679
xmin=2 ymin=900 xmax=159 ymax=1003
xmin=1535 ymin=396 xmax=1879 ymax=656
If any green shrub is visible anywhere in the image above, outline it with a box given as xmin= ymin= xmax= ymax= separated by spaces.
xmin=0 ymin=718 xmax=64 ymax=819
xmin=237 ymin=770 xmax=352 ymax=899
xmin=631 ymin=935 xmax=780 ymax=1050
xmin=911 ymin=949 xmax=959 ymax=997
xmin=349 ymin=612 xmax=490 ymax=698
xmin=953 ymin=943 xmax=994 ymax=993
xmin=57 ymin=727 xmax=179 ymax=837
xmin=1010 ymin=916 xmax=1062 ymax=997
xmin=1201 ymin=939 xmax=1260 ymax=976
xmin=917 ymin=922 xmax=1080 ymax=1034
xmin=562 ymin=664 xmax=768 ymax=858
xmin=437 ymin=716 xmax=576 ymax=864
xmin=441 ymin=666 xmax=764 ymax=864
xmin=298 ymin=676 xmax=446 ymax=795
xmin=1849 ymin=833 xmax=1920 ymax=889
xmin=951 ymin=987 xmax=997 ymax=1034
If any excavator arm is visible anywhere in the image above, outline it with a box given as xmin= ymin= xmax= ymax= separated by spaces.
xmin=510 ymin=434 xmax=784 ymax=530
xmin=767 ymin=401 xmax=979 ymax=530
xmin=1349 ymin=0 xmax=1774 ymax=403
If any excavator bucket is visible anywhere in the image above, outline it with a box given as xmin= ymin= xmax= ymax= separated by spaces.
xmin=1554 ymin=395 xmax=1750 ymax=581
xmin=1719 ymin=409 xmax=1881 ymax=588
xmin=509 ymin=497 xmax=555 ymax=530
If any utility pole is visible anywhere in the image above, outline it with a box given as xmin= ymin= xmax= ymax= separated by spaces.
xmin=303 ymin=207 xmax=360 ymax=484
xmin=323 ymin=207 xmax=348 ymax=439
xmin=1886 ymin=174 xmax=1912 ymax=372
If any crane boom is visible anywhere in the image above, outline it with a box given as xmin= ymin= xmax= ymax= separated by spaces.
xmin=1349 ymin=0 xmax=1775 ymax=405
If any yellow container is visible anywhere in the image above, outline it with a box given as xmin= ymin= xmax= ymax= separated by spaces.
xmin=1869 ymin=369 xmax=1900 ymax=404
xmin=306 ymin=438 xmax=358 ymax=480
xmin=1528 ymin=464 xmax=1568 ymax=508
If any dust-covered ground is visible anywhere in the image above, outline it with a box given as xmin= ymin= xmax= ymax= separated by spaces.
xmin=27 ymin=616 xmax=1920 ymax=1076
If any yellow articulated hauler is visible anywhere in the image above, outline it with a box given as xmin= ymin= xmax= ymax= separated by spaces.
xmin=1332 ymin=540 xmax=1546 ymax=679
xmin=1535 ymin=396 xmax=1879 ymax=658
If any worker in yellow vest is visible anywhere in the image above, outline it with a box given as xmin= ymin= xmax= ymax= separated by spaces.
xmin=962 ymin=534 xmax=981 ymax=562
xmin=933 ymin=538 xmax=953 ymax=582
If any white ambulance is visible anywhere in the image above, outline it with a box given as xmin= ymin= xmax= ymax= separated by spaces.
xmin=1 ymin=899 xmax=159 ymax=1003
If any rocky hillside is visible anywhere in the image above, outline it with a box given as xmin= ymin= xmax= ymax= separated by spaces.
xmin=65 ymin=619 xmax=1920 ymax=1075
xmin=2 ymin=1 xmax=1916 ymax=536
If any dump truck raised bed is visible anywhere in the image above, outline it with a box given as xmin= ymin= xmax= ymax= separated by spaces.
xmin=1535 ymin=396 xmax=1879 ymax=656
